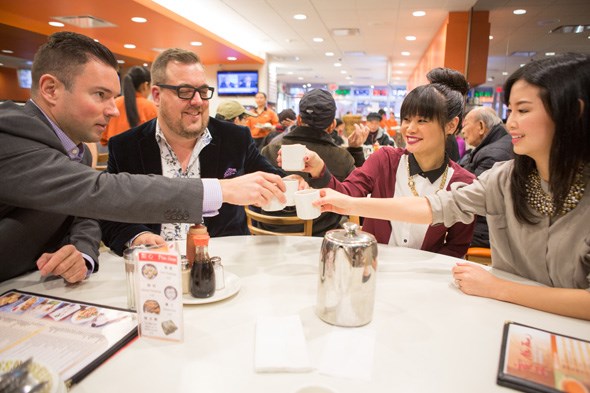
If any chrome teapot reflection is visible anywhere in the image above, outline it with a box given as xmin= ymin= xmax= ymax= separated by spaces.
xmin=316 ymin=222 xmax=378 ymax=327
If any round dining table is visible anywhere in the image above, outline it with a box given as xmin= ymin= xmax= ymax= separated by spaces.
xmin=0 ymin=235 xmax=588 ymax=392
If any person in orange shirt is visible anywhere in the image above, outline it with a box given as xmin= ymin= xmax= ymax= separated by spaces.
xmin=247 ymin=92 xmax=279 ymax=150
xmin=100 ymin=66 xmax=157 ymax=146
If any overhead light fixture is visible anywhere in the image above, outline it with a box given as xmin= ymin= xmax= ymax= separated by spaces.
xmin=513 ymin=9 xmax=527 ymax=15
xmin=131 ymin=17 xmax=147 ymax=23
xmin=412 ymin=11 xmax=426 ymax=17
xmin=325 ymin=52 xmax=334 ymax=57
xmin=397 ymin=63 xmax=406 ymax=67
xmin=344 ymin=51 xmax=365 ymax=57
xmin=502 ymin=72 xmax=508 ymax=76
xmin=545 ymin=52 xmax=555 ymax=56
xmin=190 ymin=41 xmax=202 ymax=46
xmin=0 ymin=63 xmax=3 ymax=66
xmin=520 ymin=64 xmax=525 ymax=67
xmin=511 ymin=51 xmax=536 ymax=57
xmin=331 ymin=28 xmax=360 ymax=36
xmin=293 ymin=14 xmax=307 ymax=20
xmin=401 ymin=51 xmax=410 ymax=56
xmin=124 ymin=44 xmax=136 ymax=49
xmin=143 ymin=63 xmax=148 ymax=67
xmin=52 ymin=15 xmax=116 ymax=28
xmin=298 ymin=76 xmax=304 ymax=80
xmin=340 ymin=70 xmax=347 ymax=74
xmin=489 ymin=35 xmax=494 ymax=40
xmin=94 ymin=39 xmax=99 ymax=42
xmin=334 ymin=62 xmax=342 ymax=67
xmin=287 ymin=71 xmax=294 ymax=75
xmin=1 ymin=49 xmax=14 ymax=54
xmin=227 ymin=56 xmax=237 ymax=61
xmin=49 ymin=21 xmax=64 ymax=27
xmin=487 ymin=77 xmax=494 ymax=82
xmin=550 ymin=24 xmax=590 ymax=34
xmin=117 ymin=60 xmax=125 ymax=64
xmin=405 ymin=36 xmax=416 ymax=41
xmin=312 ymin=37 xmax=324 ymax=43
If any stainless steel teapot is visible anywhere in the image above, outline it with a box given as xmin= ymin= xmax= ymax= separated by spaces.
xmin=316 ymin=222 xmax=378 ymax=327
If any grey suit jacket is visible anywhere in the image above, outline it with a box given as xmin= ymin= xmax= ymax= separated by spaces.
xmin=0 ymin=101 xmax=204 ymax=282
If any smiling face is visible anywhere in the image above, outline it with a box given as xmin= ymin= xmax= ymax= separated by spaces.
xmin=152 ymin=60 xmax=210 ymax=140
xmin=401 ymin=115 xmax=449 ymax=163
xmin=50 ymin=60 xmax=120 ymax=144
xmin=506 ymin=80 xmax=555 ymax=165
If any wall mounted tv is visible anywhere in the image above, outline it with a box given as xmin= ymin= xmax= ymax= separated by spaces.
xmin=17 ymin=69 xmax=32 ymax=89
xmin=217 ymin=71 xmax=258 ymax=96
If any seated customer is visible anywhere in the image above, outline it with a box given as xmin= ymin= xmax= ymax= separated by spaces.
xmin=460 ymin=106 xmax=513 ymax=247
xmin=261 ymin=108 xmax=297 ymax=149
xmin=101 ymin=48 xmax=284 ymax=256
xmin=302 ymin=75 xmax=476 ymax=258
xmin=313 ymin=53 xmax=590 ymax=320
xmin=214 ymin=100 xmax=255 ymax=127
xmin=365 ymin=112 xmax=395 ymax=147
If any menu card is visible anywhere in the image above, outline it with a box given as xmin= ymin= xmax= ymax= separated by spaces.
xmin=135 ymin=250 xmax=183 ymax=342
xmin=497 ymin=322 xmax=590 ymax=393
xmin=0 ymin=289 xmax=137 ymax=387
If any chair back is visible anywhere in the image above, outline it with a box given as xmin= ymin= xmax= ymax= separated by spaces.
xmin=244 ymin=206 xmax=313 ymax=236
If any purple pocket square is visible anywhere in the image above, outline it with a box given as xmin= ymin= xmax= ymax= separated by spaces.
xmin=223 ymin=168 xmax=237 ymax=178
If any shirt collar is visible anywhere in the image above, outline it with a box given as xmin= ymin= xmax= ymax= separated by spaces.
xmin=408 ymin=153 xmax=449 ymax=183
xmin=30 ymin=99 xmax=85 ymax=162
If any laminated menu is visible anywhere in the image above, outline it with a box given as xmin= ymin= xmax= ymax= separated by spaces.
xmin=0 ymin=289 xmax=137 ymax=388
xmin=497 ymin=321 xmax=590 ymax=393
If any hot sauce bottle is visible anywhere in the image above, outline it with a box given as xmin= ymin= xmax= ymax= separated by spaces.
xmin=186 ymin=224 xmax=208 ymax=266
xmin=190 ymin=235 xmax=216 ymax=298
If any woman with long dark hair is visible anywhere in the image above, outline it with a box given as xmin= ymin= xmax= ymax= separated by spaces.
xmin=313 ymin=53 xmax=590 ymax=320
xmin=100 ymin=66 xmax=157 ymax=146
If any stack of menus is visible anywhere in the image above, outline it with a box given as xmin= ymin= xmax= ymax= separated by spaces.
xmin=497 ymin=322 xmax=590 ymax=393
xmin=0 ymin=290 xmax=138 ymax=388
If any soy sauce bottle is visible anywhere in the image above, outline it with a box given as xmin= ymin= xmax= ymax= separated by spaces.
xmin=190 ymin=235 xmax=216 ymax=298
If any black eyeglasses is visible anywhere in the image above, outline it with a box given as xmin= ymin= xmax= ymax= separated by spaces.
xmin=156 ymin=84 xmax=215 ymax=100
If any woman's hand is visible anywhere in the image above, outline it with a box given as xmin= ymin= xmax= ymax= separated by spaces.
xmin=313 ymin=188 xmax=355 ymax=215
xmin=347 ymin=123 xmax=369 ymax=147
xmin=452 ymin=261 xmax=503 ymax=299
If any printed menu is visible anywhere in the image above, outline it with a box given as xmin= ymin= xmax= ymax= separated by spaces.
xmin=497 ymin=322 xmax=590 ymax=393
xmin=0 ymin=289 xmax=137 ymax=387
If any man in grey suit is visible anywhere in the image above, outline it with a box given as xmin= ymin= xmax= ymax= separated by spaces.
xmin=0 ymin=32 xmax=285 ymax=284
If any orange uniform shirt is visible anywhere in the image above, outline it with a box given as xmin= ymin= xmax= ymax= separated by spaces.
xmin=100 ymin=93 xmax=158 ymax=146
xmin=247 ymin=107 xmax=279 ymax=139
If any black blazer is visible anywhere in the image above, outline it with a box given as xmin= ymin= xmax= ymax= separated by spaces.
xmin=101 ymin=117 xmax=283 ymax=255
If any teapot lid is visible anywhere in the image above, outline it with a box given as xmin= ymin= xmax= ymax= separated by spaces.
xmin=324 ymin=221 xmax=376 ymax=247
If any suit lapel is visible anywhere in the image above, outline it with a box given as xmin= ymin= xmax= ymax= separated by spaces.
xmin=138 ymin=121 xmax=164 ymax=175
xmin=199 ymin=122 xmax=221 ymax=178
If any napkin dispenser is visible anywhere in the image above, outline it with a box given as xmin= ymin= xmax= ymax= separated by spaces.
xmin=316 ymin=222 xmax=378 ymax=327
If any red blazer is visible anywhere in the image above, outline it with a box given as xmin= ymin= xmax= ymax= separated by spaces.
xmin=323 ymin=147 xmax=476 ymax=258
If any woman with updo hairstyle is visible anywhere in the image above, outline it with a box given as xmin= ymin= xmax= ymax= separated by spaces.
xmin=100 ymin=66 xmax=157 ymax=146
xmin=301 ymin=73 xmax=476 ymax=258
xmin=314 ymin=53 xmax=590 ymax=320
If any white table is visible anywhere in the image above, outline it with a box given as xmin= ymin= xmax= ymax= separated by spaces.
xmin=1 ymin=236 xmax=588 ymax=392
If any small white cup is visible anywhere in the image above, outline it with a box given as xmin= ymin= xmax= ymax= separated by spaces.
xmin=262 ymin=197 xmax=286 ymax=212
xmin=294 ymin=189 xmax=321 ymax=219
xmin=281 ymin=144 xmax=306 ymax=171
xmin=283 ymin=178 xmax=298 ymax=206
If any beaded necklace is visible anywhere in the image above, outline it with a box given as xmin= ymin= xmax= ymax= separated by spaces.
xmin=525 ymin=166 xmax=586 ymax=216
xmin=406 ymin=159 xmax=449 ymax=197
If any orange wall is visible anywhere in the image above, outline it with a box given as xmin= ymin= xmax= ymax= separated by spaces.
xmin=407 ymin=18 xmax=447 ymax=91
xmin=0 ymin=67 xmax=31 ymax=102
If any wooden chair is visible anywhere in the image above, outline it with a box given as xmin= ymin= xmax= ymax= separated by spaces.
xmin=96 ymin=152 xmax=109 ymax=171
xmin=244 ymin=206 xmax=313 ymax=236
xmin=465 ymin=247 xmax=492 ymax=266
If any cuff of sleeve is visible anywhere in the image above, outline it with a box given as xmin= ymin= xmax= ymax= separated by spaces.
xmin=202 ymin=178 xmax=222 ymax=217
xmin=81 ymin=253 xmax=95 ymax=278
xmin=308 ymin=165 xmax=333 ymax=189
xmin=125 ymin=231 xmax=154 ymax=249
xmin=424 ymin=194 xmax=444 ymax=225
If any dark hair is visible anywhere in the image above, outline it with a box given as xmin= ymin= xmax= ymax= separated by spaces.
xmin=335 ymin=118 xmax=343 ymax=127
xmin=31 ymin=31 xmax=118 ymax=92
xmin=278 ymin=109 xmax=296 ymax=123
xmin=426 ymin=67 xmax=470 ymax=96
xmin=151 ymin=48 xmax=200 ymax=85
xmin=400 ymin=72 xmax=467 ymax=134
xmin=505 ymin=53 xmax=590 ymax=224
xmin=123 ymin=66 xmax=151 ymax=128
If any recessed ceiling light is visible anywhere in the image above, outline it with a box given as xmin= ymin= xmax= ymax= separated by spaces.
xmin=370 ymin=85 xmax=374 ymax=89
xmin=396 ymin=70 xmax=403 ymax=74
xmin=190 ymin=41 xmax=203 ymax=46
xmin=520 ymin=64 xmax=525 ymax=67
xmin=143 ymin=63 xmax=148 ymax=67
xmin=502 ymin=72 xmax=508 ymax=76
xmin=49 ymin=21 xmax=64 ymax=27
xmin=287 ymin=71 xmax=294 ymax=75
xmin=117 ymin=60 xmax=125 ymax=64
xmin=487 ymin=77 xmax=494 ymax=82
xmin=0 ymin=63 xmax=3 ymax=66
xmin=293 ymin=14 xmax=307 ymax=20
xmin=227 ymin=56 xmax=237 ymax=61
xmin=124 ymin=44 xmax=136 ymax=49
xmin=325 ymin=52 xmax=334 ymax=57
xmin=401 ymin=51 xmax=410 ymax=56
xmin=489 ymin=35 xmax=494 ymax=40
xmin=298 ymin=76 xmax=304 ymax=80
xmin=513 ymin=9 xmax=527 ymax=15
xmin=545 ymin=52 xmax=555 ymax=56
xmin=94 ymin=39 xmax=99 ymax=42
xmin=345 ymin=76 xmax=352 ymax=80
xmin=397 ymin=63 xmax=406 ymax=67
xmin=334 ymin=62 xmax=342 ymax=67
xmin=394 ymin=77 xmax=401 ymax=80
xmin=312 ymin=37 xmax=324 ymax=43
xmin=349 ymin=81 xmax=354 ymax=84
xmin=2 ymin=49 xmax=14 ymax=54
xmin=405 ymin=36 xmax=416 ymax=41
xmin=340 ymin=70 xmax=347 ymax=74
xmin=131 ymin=17 xmax=147 ymax=23
xmin=412 ymin=11 xmax=426 ymax=17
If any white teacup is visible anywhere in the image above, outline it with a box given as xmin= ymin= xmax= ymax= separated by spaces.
xmin=283 ymin=178 xmax=298 ymax=206
xmin=262 ymin=197 xmax=286 ymax=212
xmin=281 ymin=144 xmax=306 ymax=171
xmin=294 ymin=189 xmax=321 ymax=220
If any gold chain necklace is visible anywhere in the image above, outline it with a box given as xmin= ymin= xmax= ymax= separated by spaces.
xmin=525 ymin=166 xmax=585 ymax=216
xmin=406 ymin=158 xmax=449 ymax=197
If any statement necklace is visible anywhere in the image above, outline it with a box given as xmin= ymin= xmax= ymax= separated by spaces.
xmin=406 ymin=159 xmax=449 ymax=197
xmin=525 ymin=166 xmax=585 ymax=216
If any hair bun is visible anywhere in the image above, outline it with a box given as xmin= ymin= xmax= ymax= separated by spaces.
xmin=426 ymin=67 xmax=469 ymax=96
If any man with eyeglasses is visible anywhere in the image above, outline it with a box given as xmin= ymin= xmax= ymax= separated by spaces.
xmin=0 ymin=32 xmax=285 ymax=283
xmin=100 ymin=48 xmax=289 ymax=256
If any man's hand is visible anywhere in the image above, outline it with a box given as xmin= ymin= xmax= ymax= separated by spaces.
xmin=347 ymin=123 xmax=370 ymax=147
xmin=219 ymin=171 xmax=286 ymax=207
xmin=132 ymin=232 xmax=166 ymax=248
xmin=36 ymin=245 xmax=88 ymax=283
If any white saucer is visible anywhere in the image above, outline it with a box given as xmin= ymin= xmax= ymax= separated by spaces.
xmin=183 ymin=272 xmax=240 ymax=305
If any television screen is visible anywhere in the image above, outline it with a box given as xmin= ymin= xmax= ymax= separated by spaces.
xmin=17 ymin=69 xmax=32 ymax=89
xmin=217 ymin=71 xmax=258 ymax=96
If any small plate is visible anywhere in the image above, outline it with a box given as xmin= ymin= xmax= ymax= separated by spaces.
xmin=183 ymin=272 xmax=240 ymax=305
xmin=0 ymin=359 xmax=66 ymax=393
